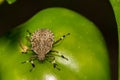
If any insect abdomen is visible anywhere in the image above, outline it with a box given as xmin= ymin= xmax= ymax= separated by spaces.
xmin=31 ymin=29 xmax=54 ymax=61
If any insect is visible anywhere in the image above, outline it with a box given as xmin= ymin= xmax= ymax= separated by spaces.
xmin=20 ymin=29 xmax=70 ymax=71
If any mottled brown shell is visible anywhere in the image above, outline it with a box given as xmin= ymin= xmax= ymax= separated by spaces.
xmin=30 ymin=29 xmax=54 ymax=61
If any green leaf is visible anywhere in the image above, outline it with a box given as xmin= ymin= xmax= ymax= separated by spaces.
xmin=110 ymin=0 xmax=120 ymax=79
xmin=6 ymin=0 xmax=16 ymax=4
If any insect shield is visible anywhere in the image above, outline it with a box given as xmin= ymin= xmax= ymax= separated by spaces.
xmin=20 ymin=28 xmax=70 ymax=71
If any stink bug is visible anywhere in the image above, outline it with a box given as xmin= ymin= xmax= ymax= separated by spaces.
xmin=20 ymin=29 xmax=70 ymax=71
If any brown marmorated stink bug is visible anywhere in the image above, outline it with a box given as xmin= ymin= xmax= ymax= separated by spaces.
xmin=20 ymin=29 xmax=70 ymax=71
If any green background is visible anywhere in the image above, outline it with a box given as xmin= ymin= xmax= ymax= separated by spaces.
xmin=0 ymin=0 xmax=118 ymax=80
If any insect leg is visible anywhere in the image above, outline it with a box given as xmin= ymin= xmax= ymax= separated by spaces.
xmin=53 ymin=63 xmax=61 ymax=71
xmin=50 ymin=50 xmax=68 ymax=61
xmin=29 ymin=55 xmax=38 ymax=72
xmin=46 ymin=54 xmax=60 ymax=71
xmin=29 ymin=60 xmax=35 ymax=72
xmin=53 ymin=33 xmax=70 ymax=45
xmin=50 ymin=50 xmax=59 ymax=53
xmin=26 ymin=30 xmax=32 ymax=42
xmin=22 ymin=55 xmax=37 ymax=72
xmin=21 ymin=60 xmax=35 ymax=72
xmin=61 ymin=55 xmax=68 ymax=61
